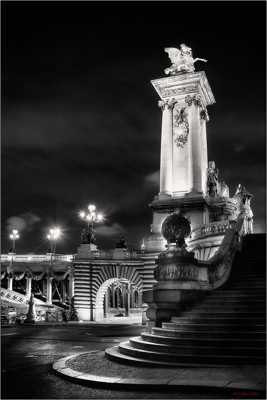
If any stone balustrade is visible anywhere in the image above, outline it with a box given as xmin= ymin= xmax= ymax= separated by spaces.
xmin=0 ymin=251 xmax=140 ymax=264
xmin=80 ymin=250 xmax=140 ymax=260
xmin=190 ymin=221 xmax=230 ymax=241
xmin=0 ymin=254 xmax=74 ymax=263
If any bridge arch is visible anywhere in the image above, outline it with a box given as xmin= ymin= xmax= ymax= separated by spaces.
xmin=93 ymin=264 xmax=143 ymax=321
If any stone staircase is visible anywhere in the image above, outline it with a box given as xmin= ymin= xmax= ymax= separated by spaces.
xmin=106 ymin=234 xmax=266 ymax=367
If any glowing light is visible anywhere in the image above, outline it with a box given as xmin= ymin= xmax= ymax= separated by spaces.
xmin=79 ymin=204 xmax=104 ymax=226
xmin=10 ymin=229 xmax=20 ymax=240
xmin=88 ymin=204 xmax=96 ymax=212
xmin=47 ymin=227 xmax=62 ymax=241
xmin=97 ymin=213 xmax=104 ymax=222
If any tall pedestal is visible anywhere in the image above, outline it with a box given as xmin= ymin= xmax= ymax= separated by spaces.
xmin=145 ymin=71 xmax=215 ymax=252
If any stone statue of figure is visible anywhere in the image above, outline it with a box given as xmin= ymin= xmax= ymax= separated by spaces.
xmin=81 ymin=225 xmax=97 ymax=244
xmin=25 ymin=293 xmax=37 ymax=323
xmin=116 ymin=235 xmax=127 ymax=249
xmin=164 ymin=43 xmax=207 ymax=75
xmin=220 ymin=181 xmax=230 ymax=198
xmin=234 ymin=184 xmax=254 ymax=234
xmin=207 ymin=161 xmax=219 ymax=197
xmin=234 ymin=183 xmax=243 ymax=197
xmin=242 ymin=197 xmax=254 ymax=234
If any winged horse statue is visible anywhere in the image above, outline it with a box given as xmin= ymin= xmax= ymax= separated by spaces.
xmin=164 ymin=44 xmax=207 ymax=75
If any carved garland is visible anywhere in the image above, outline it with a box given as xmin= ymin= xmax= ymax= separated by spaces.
xmin=185 ymin=94 xmax=209 ymax=121
xmin=173 ymin=106 xmax=189 ymax=148
xmin=155 ymin=264 xmax=199 ymax=281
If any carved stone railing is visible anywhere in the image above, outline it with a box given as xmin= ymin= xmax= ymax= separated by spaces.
xmin=0 ymin=254 xmax=74 ymax=263
xmin=79 ymin=250 xmax=141 ymax=260
xmin=144 ymin=213 xmax=246 ymax=326
xmin=200 ymin=214 xmax=245 ymax=290
xmin=190 ymin=221 xmax=230 ymax=241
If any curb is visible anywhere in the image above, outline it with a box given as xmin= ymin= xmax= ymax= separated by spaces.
xmin=52 ymin=353 xmax=266 ymax=393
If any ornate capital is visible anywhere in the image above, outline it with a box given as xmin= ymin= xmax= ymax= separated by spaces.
xmin=185 ymin=94 xmax=202 ymax=107
xmin=200 ymin=107 xmax=209 ymax=121
xmin=158 ymin=98 xmax=176 ymax=111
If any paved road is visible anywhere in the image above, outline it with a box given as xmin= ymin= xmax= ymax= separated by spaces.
xmin=1 ymin=324 xmax=258 ymax=399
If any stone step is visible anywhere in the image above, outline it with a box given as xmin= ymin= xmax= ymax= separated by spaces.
xmin=105 ymin=346 xmax=208 ymax=368
xmin=181 ymin=311 xmax=266 ymax=320
xmin=171 ymin=316 xmax=266 ymax=324
xmin=162 ymin=322 xmax=266 ymax=332
xmin=226 ymin=285 xmax=265 ymax=290
xmin=191 ymin=303 xmax=266 ymax=311
xmin=231 ymin=275 xmax=265 ymax=279
xmin=152 ymin=327 xmax=266 ymax=340
xmin=218 ymin=287 xmax=266 ymax=291
xmin=201 ymin=298 xmax=265 ymax=304
xmin=205 ymin=291 xmax=266 ymax=297
xmin=190 ymin=308 xmax=266 ymax=315
xmin=229 ymin=283 xmax=265 ymax=288
xmin=130 ymin=336 xmax=264 ymax=357
xmin=117 ymin=342 xmax=265 ymax=365
xmin=141 ymin=333 xmax=266 ymax=348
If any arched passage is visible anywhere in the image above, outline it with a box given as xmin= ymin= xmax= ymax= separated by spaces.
xmin=95 ymin=278 xmax=119 ymax=321
xmin=74 ymin=262 xmax=143 ymax=321
xmin=95 ymin=278 xmax=142 ymax=321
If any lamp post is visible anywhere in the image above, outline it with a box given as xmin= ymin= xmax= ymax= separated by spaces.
xmin=79 ymin=204 xmax=104 ymax=322
xmin=46 ymin=227 xmax=62 ymax=306
xmin=9 ymin=229 xmax=20 ymax=253
xmin=79 ymin=204 xmax=104 ymax=229
xmin=47 ymin=227 xmax=62 ymax=254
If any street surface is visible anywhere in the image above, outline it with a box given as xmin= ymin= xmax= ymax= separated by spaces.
xmin=1 ymin=323 xmax=258 ymax=399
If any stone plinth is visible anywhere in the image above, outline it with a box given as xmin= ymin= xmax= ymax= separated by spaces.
xmin=76 ymin=243 xmax=98 ymax=259
xmin=145 ymin=71 xmax=215 ymax=254
xmin=112 ymin=248 xmax=128 ymax=259
xmin=144 ymin=243 xmax=208 ymax=326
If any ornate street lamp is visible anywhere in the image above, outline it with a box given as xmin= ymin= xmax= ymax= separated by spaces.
xmin=47 ymin=227 xmax=62 ymax=254
xmin=9 ymin=229 xmax=20 ymax=253
xmin=79 ymin=204 xmax=104 ymax=228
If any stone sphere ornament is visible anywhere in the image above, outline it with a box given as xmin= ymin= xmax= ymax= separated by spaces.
xmin=161 ymin=212 xmax=191 ymax=248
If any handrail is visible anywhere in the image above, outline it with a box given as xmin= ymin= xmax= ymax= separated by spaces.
xmin=199 ymin=214 xmax=245 ymax=289
xmin=190 ymin=221 xmax=230 ymax=241
xmin=0 ymin=254 xmax=74 ymax=263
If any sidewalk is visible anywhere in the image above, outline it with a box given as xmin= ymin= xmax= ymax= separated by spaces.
xmin=2 ymin=314 xmax=143 ymax=327
xmin=53 ymin=351 xmax=266 ymax=394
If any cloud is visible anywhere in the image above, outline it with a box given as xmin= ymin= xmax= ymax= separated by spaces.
xmin=95 ymin=223 xmax=125 ymax=238
xmin=6 ymin=212 xmax=41 ymax=233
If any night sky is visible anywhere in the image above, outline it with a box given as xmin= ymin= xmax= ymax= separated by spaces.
xmin=1 ymin=1 xmax=266 ymax=254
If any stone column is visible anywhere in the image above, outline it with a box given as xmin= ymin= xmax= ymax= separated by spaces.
xmin=68 ymin=273 xmax=74 ymax=299
xmin=104 ymin=290 xmax=109 ymax=318
xmin=200 ymin=112 xmax=209 ymax=195
xmin=62 ymin=280 xmax=67 ymax=303
xmin=186 ymin=95 xmax=203 ymax=193
xmin=124 ymin=283 xmax=130 ymax=317
xmin=112 ymin=284 xmax=116 ymax=308
xmin=26 ymin=276 xmax=32 ymax=299
xmin=7 ymin=275 xmax=13 ymax=291
xmin=159 ymin=99 xmax=175 ymax=196
xmin=46 ymin=277 xmax=53 ymax=304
